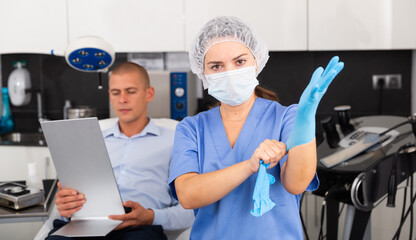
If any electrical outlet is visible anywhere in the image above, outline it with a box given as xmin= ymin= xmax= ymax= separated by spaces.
xmin=372 ymin=75 xmax=388 ymax=90
xmin=372 ymin=74 xmax=402 ymax=90
xmin=387 ymin=74 xmax=402 ymax=89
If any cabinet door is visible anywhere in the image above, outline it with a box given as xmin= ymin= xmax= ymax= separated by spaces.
xmin=0 ymin=0 xmax=67 ymax=54
xmin=309 ymin=0 xmax=416 ymax=50
xmin=184 ymin=0 xmax=307 ymax=51
xmin=68 ymin=0 xmax=185 ymax=52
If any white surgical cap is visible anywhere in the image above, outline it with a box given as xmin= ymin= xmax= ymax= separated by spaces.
xmin=189 ymin=16 xmax=269 ymax=89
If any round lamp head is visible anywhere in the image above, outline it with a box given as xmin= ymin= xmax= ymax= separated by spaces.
xmin=65 ymin=36 xmax=115 ymax=73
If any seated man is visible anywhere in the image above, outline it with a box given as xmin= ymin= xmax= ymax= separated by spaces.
xmin=46 ymin=62 xmax=194 ymax=240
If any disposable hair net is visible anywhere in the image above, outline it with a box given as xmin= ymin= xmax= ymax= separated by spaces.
xmin=189 ymin=16 xmax=269 ymax=89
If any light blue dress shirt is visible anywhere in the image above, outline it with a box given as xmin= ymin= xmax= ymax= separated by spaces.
xmin=102 ymin=119 xmax=194 ymax=230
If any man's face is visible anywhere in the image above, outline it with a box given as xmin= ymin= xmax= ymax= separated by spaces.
xmin=108 ymin=72 xmax=153 ymax=125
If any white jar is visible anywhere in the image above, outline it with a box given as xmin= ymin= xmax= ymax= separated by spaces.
xmin=26 ymin=162 xmax=43 ymax=190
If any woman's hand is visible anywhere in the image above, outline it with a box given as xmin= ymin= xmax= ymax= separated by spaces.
xmin=247 ymin=139 xmax=286 ymax=173
xmin=286 ymin=56 xmax=344 ymax=150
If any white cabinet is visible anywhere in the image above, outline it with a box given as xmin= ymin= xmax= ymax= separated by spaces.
xmin=184 ymin=0 xmax=307 ymax=51
xmin=0 ymin=0 xmax=67 ymax=54
xmin=1 ymin=0 xmax=414 ymax=54
xmin=67 ymin=0 xmax=185 ymax=52
xmin=0 ymin=146 xmax=56 ymax=182
xmin=308 ymin=0 xmax=416 ymax=50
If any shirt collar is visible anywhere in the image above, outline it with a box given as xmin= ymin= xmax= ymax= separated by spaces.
xmin=103 ymin=118 xmax=160 ymax=139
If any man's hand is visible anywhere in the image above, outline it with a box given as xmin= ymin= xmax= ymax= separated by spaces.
xmin=55 ymin=182 xmax=86 ymax=218
xmin=108 ymin=201 xmax=155 ymax=230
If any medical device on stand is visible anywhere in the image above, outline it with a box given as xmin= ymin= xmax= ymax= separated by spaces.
xmin=312 ymin=105 xmax=416 ymax=240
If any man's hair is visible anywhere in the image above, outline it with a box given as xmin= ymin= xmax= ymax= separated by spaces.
xmin=110 ymin=62 xmax=150 ymax=88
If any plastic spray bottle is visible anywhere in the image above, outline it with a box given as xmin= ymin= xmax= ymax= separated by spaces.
xmin=0 ymin=87 xmax=14 ymax=134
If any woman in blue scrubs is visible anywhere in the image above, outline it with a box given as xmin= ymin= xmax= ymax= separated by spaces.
xmin=168 ymin=16 xmax=344 ymax=239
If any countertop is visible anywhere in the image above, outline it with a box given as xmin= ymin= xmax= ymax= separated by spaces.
xmin=0 ymin=179 xmax=58 ymax=223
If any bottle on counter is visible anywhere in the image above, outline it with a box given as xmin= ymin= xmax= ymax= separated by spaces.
xmin=0 ymin=87 xmax=14 ymax=134
xmin=26 ymin=162 xmax=44 ymax=190
xmin=63 ymin=99 xmax=72 ymax=120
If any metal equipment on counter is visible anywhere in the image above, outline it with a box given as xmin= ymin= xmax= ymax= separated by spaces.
xmin=0 ymin=182 xmax=43 ymax=210
xmin=0 ymin=179 xmax=58 ymax=223
xmin=67 ymin=106 xmax=96 ymax=119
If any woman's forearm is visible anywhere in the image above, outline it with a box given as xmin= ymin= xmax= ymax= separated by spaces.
xmin=281 ymin=139 xmax=317 ymax=195
xmin=174 ymin=160 xmax=254 ymax=209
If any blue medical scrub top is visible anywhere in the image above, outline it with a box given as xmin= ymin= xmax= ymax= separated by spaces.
xmin=169 ymin=97 xmax=319 ymax=240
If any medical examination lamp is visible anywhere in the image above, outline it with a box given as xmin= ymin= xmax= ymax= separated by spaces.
xmin=52 ymin=36 xmax=115 ymax=89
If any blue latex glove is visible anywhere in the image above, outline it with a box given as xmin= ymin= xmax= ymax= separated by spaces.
xmin=251 ymin=161 xmax=276 ymax=217
xmin=286 ymin=56 xmax=344 ymax=150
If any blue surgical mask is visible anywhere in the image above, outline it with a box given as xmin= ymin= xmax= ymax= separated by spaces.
xmin=205 ymin=66 xmax=258 ymax=106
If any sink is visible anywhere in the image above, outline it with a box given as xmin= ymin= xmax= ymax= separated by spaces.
xmin=0 ymin=132 xmax=46 ymax=146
